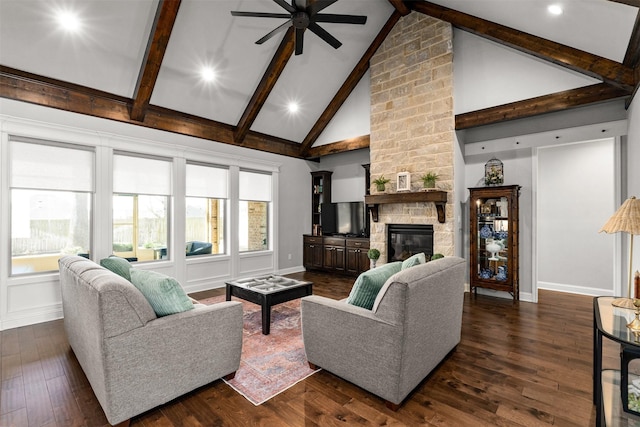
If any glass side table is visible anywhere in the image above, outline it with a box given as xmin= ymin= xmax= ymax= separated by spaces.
xmin=594 ymin=297 xmax=640 ymax=426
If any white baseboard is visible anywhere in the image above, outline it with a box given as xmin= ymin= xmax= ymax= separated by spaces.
xmin=277 ymin=265 xmax=306 ymax=275
xmin=537 ymin=281 xmax=612 ymax=297
xmin=1 ymin=306 xmax=63 ymax=331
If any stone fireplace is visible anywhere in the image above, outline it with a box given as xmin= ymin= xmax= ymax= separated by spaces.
xmin=369 ymin=12 xmax=455 ymax=263
xmin=387 ymin=224 xmax=434 ymax=263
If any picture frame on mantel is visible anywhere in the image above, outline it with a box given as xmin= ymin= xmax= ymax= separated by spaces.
xmin=397 ymin=172 xmax=410 ymax=191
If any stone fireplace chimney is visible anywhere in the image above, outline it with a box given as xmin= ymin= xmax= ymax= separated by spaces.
xmin=369 ymin=12 xmax=454 ymax=262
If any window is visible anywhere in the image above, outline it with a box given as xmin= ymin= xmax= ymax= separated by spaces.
xmin=112 ymin=153 xmax=171 ymax=261
xmin=239 ymin=170 xmax=271 ymax=252
xmin=10 ymin=138 xmax=94 ymax=275
xmin=185 ymin=162 xmax=228 ymax=256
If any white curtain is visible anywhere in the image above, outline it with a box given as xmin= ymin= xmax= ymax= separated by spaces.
xmin=10 ymin=139 xmax=94 ymax=192
xmin=186 ymin=163 xmax=228 ymax=198
xmin=239 ymin=170 xmax=271 ymax=201
xmin=113 ymin=153 xmax=171 ymax=195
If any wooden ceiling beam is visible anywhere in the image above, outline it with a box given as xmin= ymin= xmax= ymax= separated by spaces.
xmin=0 ymin=66 xmax=302 ymax=158
xmin=387 ymin=0 xmax=411 ymax=16
xmin=234 ymin=26 xmax=295 ymax=144
xmin=130 ymin=0 xmax=181 ymax=122
xmin=623 ymin=10 xmax=640 ymax=107
xmin=623 ymin=11 xmax=640 ymax=68
xmin=607 ymin=0 xmax=640 ymax=7
xmin=305 ymin=134 xmax=370 ymax=159
xmin=299 ymin=10 xmax=401 ymax=157
xmin=455 ymin=83 xmax=630 ymax=129
xmin=410 ymin=1 xmax=635 ymax=91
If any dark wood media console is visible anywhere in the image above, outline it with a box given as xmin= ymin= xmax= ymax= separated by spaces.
xmin=303 ymin=235 xmax=370 ymax=276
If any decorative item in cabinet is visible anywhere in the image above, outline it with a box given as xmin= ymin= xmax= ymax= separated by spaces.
xmin=310 ymin=171 xmax=332 ymax=236
xmin=469 ymin=185 xmax=520 ymax=302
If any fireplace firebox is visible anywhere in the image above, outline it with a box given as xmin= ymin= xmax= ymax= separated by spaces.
xmin=387 ymin=224 xmax=434 ymax=263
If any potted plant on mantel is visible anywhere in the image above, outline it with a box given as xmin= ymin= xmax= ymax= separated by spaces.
xmin=420 ymin=172 xmax=439 ymax=189
xmin=367 ymin=248 xmax=380 ymax=269
xmin=373 ymin=175 xmax=390 ymax=192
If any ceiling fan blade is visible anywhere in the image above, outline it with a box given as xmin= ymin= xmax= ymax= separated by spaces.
xmin=231 ymin=11 xmax=290 ymax=19
xmin=314 ymin=14 xmax=367 ymax=25
xmin=308 ymin=0 xmax=338 ymax=16
xmin=295 ymin=28 xmax=304 ymax=55
xmin=273 ymin=0 xmax=297 ymax=14
xmin=308 ymin=22 xmax=341 ymax=49
xmin=256 ymin=21 xmax=293 ymax=45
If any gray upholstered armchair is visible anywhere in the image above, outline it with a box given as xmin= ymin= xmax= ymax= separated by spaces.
xmin=301 ymin=256 xmax=465 ymax=410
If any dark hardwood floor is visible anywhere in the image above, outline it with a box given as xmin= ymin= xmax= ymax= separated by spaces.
xmin=1 ymin=270 xmax=609 ymax=426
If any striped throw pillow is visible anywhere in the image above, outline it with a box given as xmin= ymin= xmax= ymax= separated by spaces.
xmin=346 ymin=261 xmax=402 ymax=310
xmin=129 ymin=269 xmax=194 ymax=317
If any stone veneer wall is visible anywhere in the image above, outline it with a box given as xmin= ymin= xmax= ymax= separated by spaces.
xmin=369 ymin=12 xmax=454 ymax=262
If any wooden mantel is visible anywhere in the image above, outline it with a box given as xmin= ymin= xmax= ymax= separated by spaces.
xmin=364 ymin=191 xmax=448 ymax=223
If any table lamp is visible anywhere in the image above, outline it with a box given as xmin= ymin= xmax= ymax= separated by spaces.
xmin=599 ymin=196 xmax=640 ymax=309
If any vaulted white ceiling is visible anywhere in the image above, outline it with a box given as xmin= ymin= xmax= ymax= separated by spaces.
xmin=0 ymin=0 xmax=637 ymax=156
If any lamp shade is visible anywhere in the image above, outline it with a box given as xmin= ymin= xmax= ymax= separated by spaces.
xmin=600 ymin=196 xmax=640 ymax=235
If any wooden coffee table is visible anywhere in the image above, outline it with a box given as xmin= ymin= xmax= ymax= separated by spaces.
xmin=225 ymin=275 xmax=312 ymax=335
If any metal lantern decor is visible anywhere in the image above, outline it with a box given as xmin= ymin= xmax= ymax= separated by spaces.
xmin=485 ymin=157 xmax=504 ymax=186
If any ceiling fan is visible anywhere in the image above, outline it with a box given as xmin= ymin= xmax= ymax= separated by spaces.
xmin=230 ymin=0 xmax=367 ymax=55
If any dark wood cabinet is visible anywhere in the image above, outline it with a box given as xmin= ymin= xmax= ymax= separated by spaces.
xmin=323 ymin=237 xmax=346 ymax=273
xmin=469 ymin=185 xmax=520 ymax=301
xmin=303 ymin=235 xmax=369 ymax=276
xmin=303 ymin=235 xmax=323 ymax=269
xmin=305 ymin=169 xmax=371 ymax=277
xmin=311 ymin=171 xmax=332 ymax=236
xmin=346 ymin=238 xmax=370 ymax=275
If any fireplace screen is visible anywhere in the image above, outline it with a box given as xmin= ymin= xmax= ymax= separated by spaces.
xmin=387 ymin=224 xmax=434 ymax=263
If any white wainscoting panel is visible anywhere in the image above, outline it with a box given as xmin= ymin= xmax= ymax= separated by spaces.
xmin=238 ymin=251 xmax=274 ymax=278
xmin=3 ymin=275 xmax=63 ymax=330
xmin=185 ymin=256 xmax=232 ymax=292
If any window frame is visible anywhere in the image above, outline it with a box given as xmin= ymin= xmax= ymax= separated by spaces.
xmin=238 ymin=169 xmax=272 ymax=253
xmin=112 ymin=151 xmax=172 ymax=262
xmin=9 ymin=137 xmax=95 ymax=276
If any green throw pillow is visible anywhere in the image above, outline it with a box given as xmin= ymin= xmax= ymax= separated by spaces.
xmin=401 ymin=252 xmax=426 ymax=270
xmin=100 ymin=256 xmax=132 ymax=281
xmin=347 ymin=261 xmax=402 ymax=310
xmin=129 ymin=269 xmax=194 ymax=317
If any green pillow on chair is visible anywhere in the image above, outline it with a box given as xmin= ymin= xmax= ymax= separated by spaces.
xmin=129 ymin=269 xmax=194 ymax=317
xmin=401 ymin=252 xmax=426 ymax=270
xmin=347 ymin=261 xmax=402 ymax=310
xmin=100 ymin=256 xmax=133 ymax=281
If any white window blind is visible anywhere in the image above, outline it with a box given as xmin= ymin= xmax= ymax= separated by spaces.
xmin=113 ymin=153 xmax=171 ymax=195
xmin=186 ymin=163 xmax=228 ymax=198
xmin=239 ymin=170 xmax=272 ymax=202
xmin=10 ymin=139 xmax=94 ymax=192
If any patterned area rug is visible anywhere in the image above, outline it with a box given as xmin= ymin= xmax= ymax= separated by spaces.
xmin=199 ymin=295 xmax=319 ymax=405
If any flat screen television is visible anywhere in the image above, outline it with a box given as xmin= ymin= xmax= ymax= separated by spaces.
xmin=321 ymin=201 xmax=367 ymax=237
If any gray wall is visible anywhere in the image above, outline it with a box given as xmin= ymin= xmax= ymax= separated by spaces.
xmin=537 ymin=139 xmax=615 ymax=295
xmin=314 ymin=149 xmax=370 ymax=203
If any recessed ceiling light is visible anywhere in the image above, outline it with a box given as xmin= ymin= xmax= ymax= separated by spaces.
xmin=200 ymin=67 xmax=216 ymax=83
xmin=287 ymin=102 xmax=299 ymax=114
xmin=56 ymin=10 xmax=81 ymax=32
xmin=547 ymin=4 xmax=563 ymax=16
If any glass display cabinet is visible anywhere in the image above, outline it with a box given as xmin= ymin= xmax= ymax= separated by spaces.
xmin=469 ymin=185 xmax=521 ymax=302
